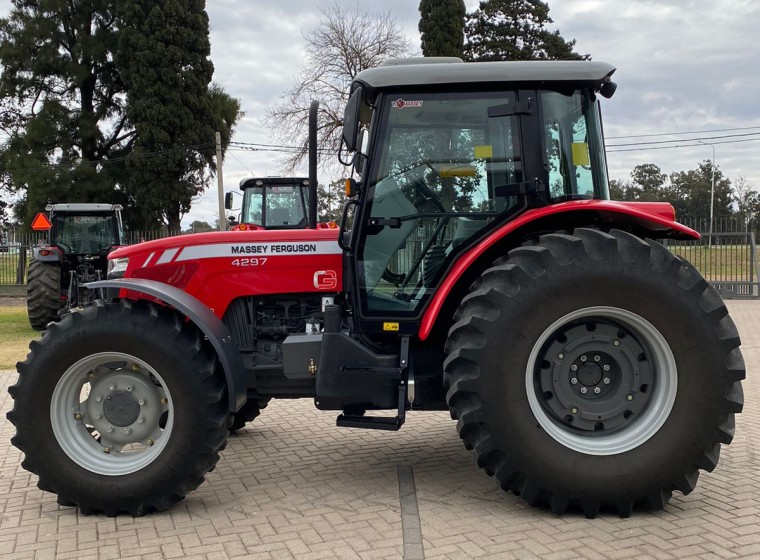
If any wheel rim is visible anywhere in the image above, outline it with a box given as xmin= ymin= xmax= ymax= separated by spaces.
xmin=51 ymin=352 xmax=174 ymax=475
xmin=526 ymin=306 xmax=677 ymax=456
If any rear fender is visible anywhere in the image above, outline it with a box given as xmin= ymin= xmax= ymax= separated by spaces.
xmin=87 ymin=278 xmax=246 ymax=412
xmin=418 ymin=200 xmax=699 ymax=341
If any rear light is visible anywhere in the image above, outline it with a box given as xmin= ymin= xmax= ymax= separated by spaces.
xmin=40 ymin=249 xmax=51 ymax=256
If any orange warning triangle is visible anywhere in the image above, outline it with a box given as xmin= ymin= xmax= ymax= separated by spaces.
xmin=31 ymin=212 xmax=52 ymax=231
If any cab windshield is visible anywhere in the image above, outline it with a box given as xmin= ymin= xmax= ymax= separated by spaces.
xmin=52 ymin=214 xmax=119 ymax=254
xmin=241 ymin=185 xmax=308 ymax=228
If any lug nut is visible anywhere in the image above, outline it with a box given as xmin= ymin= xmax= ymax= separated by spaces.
xmin=603 ymin=378 xmax=611 ymax=385
xmin=106 ymin=426 xmax=114 ymax=433
xmin=73 ymin=412 xmax=83 ymax=421
xmin=570 ymin=364 xmax=578 ymax=372
xmin=124 ymin=428 xmax=131 ymax=435
xmin=594 ymin=355 xmax=601 ymax=362
xmin=627 ymin=394 xmax=634 ymax=401
xmin=96 ymin=395 xmax=103 ymax=402
xmin=126 ymin=385 xmax=133 ymax=392
xmin=603 ymin=365 xmax=611 ymax=372
xmin=94 ymin=412 xmax=102 ymax=419
xmin=570 ymin=377 xmax=578 ymax=385
xmin=137 ymin=417 xmax=144 ymax=424
xmin=131 ymin=363 xmax=140 ymax=371
xmin=580 ymin=355 xmax=587 ymax=362
xmin=147 ymin=439 xmax=155 ymax=446
xmin=613 ymin=340 xmax=621 ymax=347
xmin=103 ymin=447 xmax=111 ymax=454
xmin=570 ymin=407 xmax=578 ymax=414
xmin=160 ymin=398 xmax=168 ymax=405
xmin=594 ymin=387 xmax=601 ymax=394
xmin=88 ymin=371 xmax=95 ymax=378
xmin=580 ymin=387 xmax=588 ymax=394
xmin=558 ymin=353 xmax=565 ymax=360
xmin=108 ymin=384 xmax=116 ymax=391
xmin=138 ymin=399 xmax=145 ymax=406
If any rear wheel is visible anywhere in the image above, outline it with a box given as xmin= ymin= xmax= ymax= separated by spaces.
xmin=444 ymin=228 xmax=744 ymax=517
xmin=7 ymin=299 xmax=230 ymax=516
xmin=27 ymin=259 xmax=62 ymax=330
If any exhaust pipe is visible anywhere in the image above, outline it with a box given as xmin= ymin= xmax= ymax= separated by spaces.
xmin=308 ymin=100 xmax=319 ymax=229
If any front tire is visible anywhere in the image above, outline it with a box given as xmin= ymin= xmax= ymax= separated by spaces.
xmin=7 ymin=299 xmax=230 ymax=516
xmin=444 ymin=228 xmax=744 ymax=517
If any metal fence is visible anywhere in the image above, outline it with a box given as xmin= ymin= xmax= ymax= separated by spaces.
xmin=0 ymin=230 xmax=182 ymax=297
xmin=2 ymin=222 xmax=759 ymax=299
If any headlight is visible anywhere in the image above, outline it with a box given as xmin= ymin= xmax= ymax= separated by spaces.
xmin=108 ymin=257 xmax=129 ymax=275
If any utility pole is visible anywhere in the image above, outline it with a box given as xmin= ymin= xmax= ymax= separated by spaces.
xmin=215 ymin=131 xmax=226 ymax=231
xmin=698 ymin=141 xmax=716 ymax=248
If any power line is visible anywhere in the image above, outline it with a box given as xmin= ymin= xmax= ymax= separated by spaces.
xmin=0 ymin=142 xmax=215 ymax=175
xmin=607 ymin=131 xmax=760 ymax=148
xmin=606 ymin=125 xmax=760 ymax=140
xmin=607 ymin=136 xmax=760 ymax=153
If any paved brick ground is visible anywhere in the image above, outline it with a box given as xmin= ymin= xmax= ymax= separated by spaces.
xmin=1 ymin=300 xmax=758 ymax=559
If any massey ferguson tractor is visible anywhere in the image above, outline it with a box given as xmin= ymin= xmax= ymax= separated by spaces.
xmin=8 ymin=59 xmax=744 ymax=518
xmin=26 ymin=203 xmax=124 ymax=330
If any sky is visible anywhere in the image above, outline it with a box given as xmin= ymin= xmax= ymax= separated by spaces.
xmin=4 ymin=1 xmax=760 ymax=227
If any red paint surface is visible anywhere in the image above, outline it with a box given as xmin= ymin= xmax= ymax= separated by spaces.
xmin=417 ymin=200 xmax=698 ymax=340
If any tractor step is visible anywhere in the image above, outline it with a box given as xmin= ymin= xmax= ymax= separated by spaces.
xmin=336 ymin=414 xmax=403 ymax=431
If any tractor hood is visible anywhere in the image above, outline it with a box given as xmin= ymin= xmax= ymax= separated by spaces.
xmin=108 ymin=228 xmax=343 ymax=318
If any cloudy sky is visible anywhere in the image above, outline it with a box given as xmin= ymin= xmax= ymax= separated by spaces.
xmin=5 ymin=1 xmax=760 ymax=226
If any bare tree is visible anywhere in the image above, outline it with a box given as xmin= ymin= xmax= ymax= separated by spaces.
xmin=264 ymin=3 xmax=411 ymax=172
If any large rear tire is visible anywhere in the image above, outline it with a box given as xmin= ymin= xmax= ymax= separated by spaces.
xmin=444 ymin=228 xmax=744 ymax=517
xmin=27 ymin=259 xmax=62 ymax=330
xmin=7 ymin=299 xmax=230 ymax=516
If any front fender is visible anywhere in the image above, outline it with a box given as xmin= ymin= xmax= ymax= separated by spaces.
xmin=87 ymin=278 xmax=246 ymax=412
xmin=418 ymin=200 xmax=699 ymax=341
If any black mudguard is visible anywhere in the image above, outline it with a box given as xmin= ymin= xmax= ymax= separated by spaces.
xmin=87 ymin=278 xmax=246 ymax=412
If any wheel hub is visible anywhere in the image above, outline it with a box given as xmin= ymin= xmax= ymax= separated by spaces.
xmin=103 ymin=391 xmax=140 ymax=427
xmin=537 ymin=320 xmax=652 ymax=433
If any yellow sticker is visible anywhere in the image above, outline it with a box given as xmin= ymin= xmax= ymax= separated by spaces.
xmin=572 ymin=142 xmax=590 ymax=166
xmin=383 ymin=322 xmax=400 ymax=331
xmin=474 ymin=145 xmax=493 ymax=159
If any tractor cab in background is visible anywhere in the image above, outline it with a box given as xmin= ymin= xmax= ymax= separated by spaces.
xmin=226 ymin=177 xmax=310 ymax=230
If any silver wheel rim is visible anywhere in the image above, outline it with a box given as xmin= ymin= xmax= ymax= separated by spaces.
xmin=526 ymin=306 xmax=677 ymax=456
xmin=51 ymin=352 xmax=173 ymax=475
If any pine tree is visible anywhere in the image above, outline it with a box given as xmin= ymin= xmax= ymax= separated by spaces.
xmin=118 ymin=0 xmax=240 ymax=230
xmin=464 ymin=0 xmax=587 ymax=62
xmin=0 ymin=0 xmax=132 ymax=226
xmin=419 ymin=0 xmax=466 ymax=58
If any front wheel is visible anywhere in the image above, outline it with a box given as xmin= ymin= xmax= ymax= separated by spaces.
xmin=7 ymin=299 xmax=230 ymax=516
xmin=444 ymin=228 xmax=744 ymax=517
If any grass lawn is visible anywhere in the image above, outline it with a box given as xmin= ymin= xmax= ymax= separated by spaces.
xmin=0 ymin=304 xmax=38 ymax=370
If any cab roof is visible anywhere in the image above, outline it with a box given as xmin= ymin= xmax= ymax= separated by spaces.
xmin=46 ymin=203 xmax=122 ymax=213
xmin=353 ymin=59 xmax=616 ymax=92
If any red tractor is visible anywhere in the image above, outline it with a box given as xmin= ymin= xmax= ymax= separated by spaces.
xmin=8 ymin=59 xmax=744 ymax=518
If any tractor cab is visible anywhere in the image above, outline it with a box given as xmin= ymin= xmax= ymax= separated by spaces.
xmin=338 ymin=59 xmax=617 ymax=333
xmin=226 ymin=177 xmax=310 ymax=230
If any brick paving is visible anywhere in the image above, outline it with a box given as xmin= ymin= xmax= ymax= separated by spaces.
xmin=1 ymin=300 xmax=758 ymax=559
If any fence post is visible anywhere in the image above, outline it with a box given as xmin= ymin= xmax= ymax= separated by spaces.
xmin=16 ymin=246 xmax=27 ymax=285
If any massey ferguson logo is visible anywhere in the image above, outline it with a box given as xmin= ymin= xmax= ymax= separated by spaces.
xmin=313 ymin=270 xmax=338 ymax=290
xmin=393 ymin=98 xmax=423 ymax=109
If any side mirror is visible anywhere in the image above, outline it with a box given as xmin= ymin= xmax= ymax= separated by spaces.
xmin=342 ymin=87 xmax=363 ymax=152
xmin=224 ymin=191 xmax=233 ymax=210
